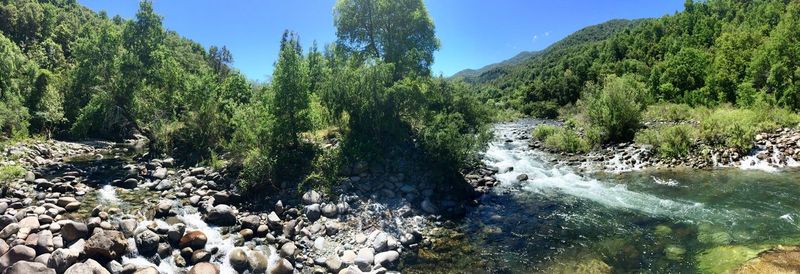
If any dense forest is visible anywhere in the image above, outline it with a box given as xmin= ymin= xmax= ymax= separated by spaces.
xmin=467 ymin=0 xmax=800 ymax=116
xmin=0 ymin=0 xmax=490 ymax=192
xmin=457 ymin=0 xmax=800 ymax=157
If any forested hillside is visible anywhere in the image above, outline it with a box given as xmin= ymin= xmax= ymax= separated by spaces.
xmin=472 ymin=0 xmax=800 ymax=117
xmin=0 ymin=0 xmax=490 ymax=191
xmin=451 ymin=50 xmax=539 ymax=81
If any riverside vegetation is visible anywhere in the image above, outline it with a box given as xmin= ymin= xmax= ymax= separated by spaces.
xmin=2 ymin=0 xmax=800 ymax=273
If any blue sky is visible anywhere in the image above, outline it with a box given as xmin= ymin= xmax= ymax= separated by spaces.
xmin=77 ymin=0 xmax=685 ymax=81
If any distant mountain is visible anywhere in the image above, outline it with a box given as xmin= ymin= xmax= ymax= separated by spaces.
xmin=452 ymin=19 xmax=644 ymax=84
xmin=451 ymin=50 xmax=540 ymax=80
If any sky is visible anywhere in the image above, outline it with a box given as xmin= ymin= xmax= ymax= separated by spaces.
xmin=77 ymin=0 xmax=685 ymax=81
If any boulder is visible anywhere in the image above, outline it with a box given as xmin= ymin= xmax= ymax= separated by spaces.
xmin=35 ymin=230 xmax=54 ymax=254
xmin=302 ymin=190 xmax=322 ymax=205
xmin=4 ymin=261 xmax=55 ymax=274
xmin=64 ymin=259 xmax=110 ymax=274
xmin=240 ymin=215 xmax=260 ymax=230
xmin=280 ymin=242 xmax=297 ymax=258
xmin=267 ymin=258 xmax=293 ymax=274
xmin=179 ymin=231 xmax=207 ymax=250
xmin=516 ymin=173 xmax=529 ymax=181
xmin=47 ymin=248 xmax=79 ymax=274
xmin=305 ymin=204 xmax=321 ymax=222
xmin=205 ymin=205 xmax=236 ymax=226
xmin=248 ymin=250 xmax=269 ymax=273
xmin=60 ymin=222 xmax=88 ymax=243
xmin=267 ymin=212 xmax=281 ymax=229
xmin=229 ymin=248 xmax=248 ymax=271
xmin=0 ymin=223 xmax=19 ymax=239
xmin=373 ymin=250 xmax=400 ymax=268
xmin=188 ymin=262 xmax=219 ymax=274
xmin=0 ymin=245 xmax=37 ymax=269
xmin=321 ymin=204 xmax=338 ymax=218
xmin=135 ymin=230 xmax=160 ymax=256
xmin=84 ymin=229 xmax=128 ymax=261
xmin=372 ymin=232 xmax=388 ymax=253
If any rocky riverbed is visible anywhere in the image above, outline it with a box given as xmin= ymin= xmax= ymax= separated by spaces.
xmin=0 ymin=138 xmax=499 ymax=274
xmin=524 ymin=126 xmax=800 ymax=173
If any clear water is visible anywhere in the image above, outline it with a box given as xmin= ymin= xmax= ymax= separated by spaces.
xmin=405 ymin=120 xmax=800 ymax=274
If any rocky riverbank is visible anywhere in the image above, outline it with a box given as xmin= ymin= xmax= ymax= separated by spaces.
xmin=525 ymin=126 xmax=800 ymax=173
xmin=0 ymin=138 xmax=500 ymax=274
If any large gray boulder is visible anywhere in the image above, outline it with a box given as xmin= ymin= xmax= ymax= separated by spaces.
xmin=84 ymin=229 xmax=128 ymax=261
xmin=205 ymin=205 xmax=236 ymax=226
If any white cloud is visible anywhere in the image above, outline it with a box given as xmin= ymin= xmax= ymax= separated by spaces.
xmin=544 ymin=32 xmax=550 ymax=36
xmin=532 ymin=35 xmax=538 ymax=42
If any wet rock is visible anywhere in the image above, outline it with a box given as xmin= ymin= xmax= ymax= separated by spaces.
xmin=248 ymin=250 xmax=269 ymax=273
xmin=373 ymin=250 xmax=399 ymax=268
xmin=179 ymin=231 xmax=207 ymax=250
xmin=188 ymin=262 xmax=219 ymax=274
xmin=191 ymin=249 xmax=211 ymax=264
xmin=205 ymin=204 xmax=236 ymax=226
xmin=117 ymin=219 xmax=137 ymax=238
xmin=166 ymin=223 xmax=185 ymax=244
xmin=0 ymin=245 xmax=37 ymax=269
xmin=421 ymin=199 xmax=437 ymax=214
xmin=4 ymin=261 xmax=55 ymax=274
xmin=113 ymin=178 xmax=138 ymax=189
xmin=47 ymin=248 xmax=79 ymax=274
xmin=151 ymin=179 xmax=172 ymax=191
xmin=60 ymin=222 xmax=87 ymax=243
xmin=151 ymin=168 xmax=167 ymax=180
xmin=135 ymin=230 xmax=160 ymax=256
xmin=516 ymin=174 xmax=528 ymax=181
xmin=84 ymin=229 xmax=128 ymax=261
xmin=229 ymin=248 xmax=248 ymax=271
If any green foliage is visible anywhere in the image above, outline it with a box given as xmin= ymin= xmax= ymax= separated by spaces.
xmin=0 ymin=164 xmax=26 ymax=182
xmin=532 ymin=124 xmax=558 ymax=141
xmin=635 ymin=125 xmax=696 ymax=158
xmin=542 ymin=127 xmax=590 ymax=153
xmin=462 ymin=0 xmax=800 ymax=113
xmin=334 ymin=0 xmax=439 ymax=78
xmin=271 ymin=31 xmax=311 ymax=150
xmin=698 ymin=107 xmax=800 ymax=151
xmin=642 ymin=103 xmax=694 ymax=122
xmin=584 ymin=74 xmax=649 ymax=143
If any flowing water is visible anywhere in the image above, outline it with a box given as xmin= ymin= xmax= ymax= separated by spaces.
xmin=406 ymin=120 xmax=800 ymax=273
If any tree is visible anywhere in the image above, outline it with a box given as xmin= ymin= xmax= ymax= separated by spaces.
xmin=334 ymin=0 xmax=439 ymax=79
xmin=270 ymin=31 xmax=310 ymax=149
xmin=209 ymin=45 xmax=233 ymax=79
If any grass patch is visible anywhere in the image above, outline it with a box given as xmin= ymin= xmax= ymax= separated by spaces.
xmin=532 ymin=125 xmax=590 ymax=153
xmin=635 ymin=125 xmax=696 ymax=158
xmin=0 ymin=164 xmax=26 ymax=182
xmin=643 ymin=103 xmax=695 ymax=122
xmin=697 ymin=107 xmax=800 ymax=152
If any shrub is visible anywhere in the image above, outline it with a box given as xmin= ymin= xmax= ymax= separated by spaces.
xmin=697 ymin=107 xmax=800 ymax=152
xmin=0 ymin=164 xmax=26 ymax=182
xmin=543 ymin=128 xmax=590 ymax=153
xmin=643 ymin=103 xmax=694 ymax=122
xmin=584 ymin=74 xmax=649 ymax=143
xmin=532 ymin=124 xmax=559 ymax=141
xmin=635 ymin=125 xmax=696 ymax=158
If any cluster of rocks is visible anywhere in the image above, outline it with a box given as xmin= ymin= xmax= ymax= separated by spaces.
xmin=1 ymin=135 xmax=499 ymax=274
xmin=0 ymin=140 xmax=110 ymax=168
xmin=526 ymin=125 xmax=800 ymax=172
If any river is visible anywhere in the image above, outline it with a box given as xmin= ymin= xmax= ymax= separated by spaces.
xmin=405 ymin=119 xmax=800 ymax=273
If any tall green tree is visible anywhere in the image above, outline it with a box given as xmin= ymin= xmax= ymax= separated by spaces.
xmin=334 ymin=0 xmax=439 ymax=78
xmin=270 ymin=31 xmax=310 ymax=149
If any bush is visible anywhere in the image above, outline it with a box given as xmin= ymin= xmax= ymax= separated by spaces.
xmin=643 ymin=103 xmax=694 ymax=122
xmin=635 ymin=125 xmax=696 ymax=158
xmin=532 ymin=124 xmax=558 ymax=141
xmin=543 ymin=128 xmax=590 ymax=153
xmin=584 ymin=74 xmax=649 ymax=143
xmin=0 ymin=164 xmax=26 ymax=182
xmin=697 ymin=107 xmax=800 ymax=152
